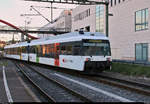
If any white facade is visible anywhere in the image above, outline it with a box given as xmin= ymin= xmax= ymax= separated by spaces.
xmin=72 ymin=5 xmax=96 ymax=32
xmin=72 ymin=0 xmax=150 ymax=62
xmin=109 ymin=0 xmax=150 ymax=62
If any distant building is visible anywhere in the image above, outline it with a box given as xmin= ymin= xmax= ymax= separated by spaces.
xmin=72 ymin=0 xmax=150 ymax=63
xmin=38 ymin=10 xmax=72 ymax=38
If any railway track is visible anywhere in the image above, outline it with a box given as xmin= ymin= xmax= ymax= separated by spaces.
xmin=14 ymin=62 xmax=56 ymax=102
xmin=93 ymin=73 xmax=150 ymax=96
xmin=24 ymin=61 xmax=150 ymax=97
xmin=15 ymin=62 xmax=92 ymax=102
xmin=56 ymin=68 xmax=150 ymax=97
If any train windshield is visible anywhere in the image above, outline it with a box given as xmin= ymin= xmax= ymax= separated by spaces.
xmin=82 ymin=39 xmax=111 ymax=56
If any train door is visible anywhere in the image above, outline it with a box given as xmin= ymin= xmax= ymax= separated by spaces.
xmin=20 ymin=47 xmax=22 ymax=60
xmin=27 ymin=45 xmax=30 ymax=62
xmin=54 ymin=43 xmax=60 ymax=66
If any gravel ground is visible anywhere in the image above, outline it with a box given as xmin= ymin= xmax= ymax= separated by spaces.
xmin=30 ymin=64 xmax=150 ymax=103
xmin=21 ymin=64 xmax=84 ymax=102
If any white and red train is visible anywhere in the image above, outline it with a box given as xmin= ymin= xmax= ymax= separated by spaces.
xmin=4 ymin=32 xmax=112 ymax=73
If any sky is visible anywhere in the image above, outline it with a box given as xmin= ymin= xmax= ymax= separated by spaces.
xmin=0 ymin=0 xmax=77 ymax=41
xmin=0 ymin=0 xmax=77 ymax=27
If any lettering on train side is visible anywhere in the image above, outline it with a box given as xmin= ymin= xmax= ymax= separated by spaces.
xmin=62 ymin=59 xmax=73 ymax=63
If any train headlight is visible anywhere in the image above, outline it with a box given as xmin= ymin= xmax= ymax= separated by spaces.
xmin=107 ymin=58 xmax=111 ymax=62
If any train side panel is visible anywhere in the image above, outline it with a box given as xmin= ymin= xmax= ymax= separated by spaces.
xmin=21 ymin=53 xmax=28 ymax=61
xmin=5 ymin=54 xmax=20 ymax=60
xmin=29 ymin=53 xmax=37 ymax=62
xmin=39 ymin=57 xmax=55 ymax=66
xmin=59 ymin=55 xmax=85 ymax=71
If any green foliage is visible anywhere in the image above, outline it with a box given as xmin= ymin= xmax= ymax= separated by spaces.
xmin=0 ymin=61 xmax=8 ymax=66
xmin=108 ymin=62 xmax=150 ymax=78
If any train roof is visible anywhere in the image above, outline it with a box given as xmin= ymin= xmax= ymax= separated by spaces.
xmin=4 ymin=41 xmax=29 ymax=49
xmin=4 ymin=32 xmax=109 ymax=49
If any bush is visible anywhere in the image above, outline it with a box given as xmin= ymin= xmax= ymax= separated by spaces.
xmin=108 ymin=62 xmax=150 ymax=78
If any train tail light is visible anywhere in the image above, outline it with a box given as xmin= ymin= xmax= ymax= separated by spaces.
xmin=86 ymin=58 xmax=91 ymax=61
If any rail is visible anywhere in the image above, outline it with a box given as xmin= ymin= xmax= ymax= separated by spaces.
xmin=14 ymin=62 xmax=56 ymax=102
xmin=24 ymin=63 xmax=92 ymax=102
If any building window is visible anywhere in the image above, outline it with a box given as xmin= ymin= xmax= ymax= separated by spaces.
xmin=111 ymin=0 xmax=113 ymax=6
xmin=74 ymin=9 xmax=90 ymax=22
xmin=114 ymin=0 xmax=116 ymax=5
xmin=135 ymin=8 xmax=148 ymax=31
xmin=96 ymin=5 xmax=104 ymax=33
xmin=85 ymin=26 xmax=90 ymax=32
xmin=135 ymin=43 xmax=148 ymax=62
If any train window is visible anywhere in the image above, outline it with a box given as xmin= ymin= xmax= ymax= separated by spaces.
xmin=30 ymin=46 xmax=35 ymax=53
xmin=61 ymin=46 xmax=67 ymax=55
xmin=42 ymin=45 xmax=46 ymax=56
xmin=45 ymin=44 xmax=49 ymax=57
xmin=46 ymin=45 xmax=49 ymax=55
xmin=66 ymin=46 xmax=72 ymax=55
xmin=51 ymin=44 xmax=55 ymax=58
xmin=73 ymin=46 xmax=81 ymax=55
xmin=37 ymin=45 xmax=42 ymax=56
xmin=22 ymin=46 xmax=27 ymax=53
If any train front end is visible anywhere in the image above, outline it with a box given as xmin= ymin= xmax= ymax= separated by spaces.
xmin=82 ymin=39 xmax=112 ymax=73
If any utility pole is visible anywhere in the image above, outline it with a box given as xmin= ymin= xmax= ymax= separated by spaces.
xmin=12 ymin=33 xmax=15 ymax=44
xmin=105 ymin=1 xmax=109 ymax=37
xmin=51 ymin=2 xmax=53 ymax=22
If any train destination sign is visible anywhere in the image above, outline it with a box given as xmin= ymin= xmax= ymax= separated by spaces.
xmin=83 ymin=43 xmax=109 ymax=47
xmin=82 ymin=39 xmax=108 ymax=43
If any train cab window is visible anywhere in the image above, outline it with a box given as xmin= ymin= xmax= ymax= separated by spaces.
xmin=82 ymin=40 xmax=111 ymax=56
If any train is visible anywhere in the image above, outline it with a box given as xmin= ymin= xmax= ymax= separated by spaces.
xmin=4 ymin=31 xmax=112 ymax=73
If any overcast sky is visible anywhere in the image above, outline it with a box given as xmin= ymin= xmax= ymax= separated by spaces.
xmin=0 ymin=0 xmax=77 ymax=41
xmin=0 ymin=0 xmax=77 ymax=27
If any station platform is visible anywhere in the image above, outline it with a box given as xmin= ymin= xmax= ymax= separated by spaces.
xmin=0 ymin=59 xmax=40 ymax=103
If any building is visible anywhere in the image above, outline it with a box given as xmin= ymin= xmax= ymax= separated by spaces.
xmin=38 ymin=10 xmax=72 ymax=38
xmin=72 ymin=0 xmax=106 ymax=33
xmin=109 ymin=0 xmax=150 ymax=63
xmin=72 ymin=0 xmax=150 ymax=63
xmin=72 ymin=5 xmax=95 ymax=32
